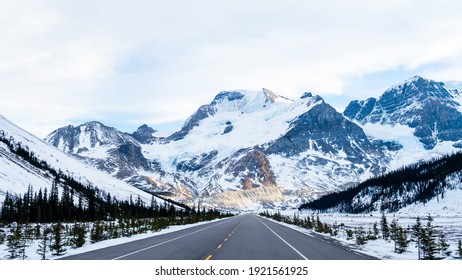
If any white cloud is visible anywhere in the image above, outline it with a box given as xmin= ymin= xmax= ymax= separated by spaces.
xmin=1 ymin=0 xmax=462 ymax=137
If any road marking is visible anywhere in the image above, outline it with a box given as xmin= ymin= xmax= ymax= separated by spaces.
xmin=110 ymin=219 xmax=231 ymax=260
xmin=202 ymin=218 xmax=244 ymax=260
xmin=257 ymin=218 xmax=309 ymax=260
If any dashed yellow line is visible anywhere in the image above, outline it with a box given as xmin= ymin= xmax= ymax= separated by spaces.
xmin=203 ymin=219 xmax=244 ymax=260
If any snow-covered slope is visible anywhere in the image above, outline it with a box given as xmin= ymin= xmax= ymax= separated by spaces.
xmin=300 ymin=152 xmax=462 ymax=215
xmin=0 ymin=115 xmax=162 ymax=204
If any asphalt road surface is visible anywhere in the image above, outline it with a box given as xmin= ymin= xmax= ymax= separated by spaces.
xmin=60 ymin=214 xmax=374 ymax=260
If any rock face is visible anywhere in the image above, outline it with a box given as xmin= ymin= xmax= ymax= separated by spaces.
xmin=344 ymin=76 xmax=462 ymax=149
xmin=45 ymin=122 xmax=156 ymax=189
xmin=132 ymin=124 xmax=158 ymax=144
xmin=266 ymin=100 xmax=382 ymax=161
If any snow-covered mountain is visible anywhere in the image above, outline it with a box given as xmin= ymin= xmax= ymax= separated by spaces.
xmin=0 ymin=115 xmax=164 ymax=205
xmin=45 ymin=76 xmax=462 ymax=210
xmin=344 ymin=76 xmax=462 ymax=150
xmin=46 ymin=89 xmax=389 ymax=209
xmin=44 ymin=121 xmax=156 ymax=191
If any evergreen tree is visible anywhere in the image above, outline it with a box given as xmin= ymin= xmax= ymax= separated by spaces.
xmin=315 ymin=215 xmax=324 ymax=232
xmin=346 ymin=229 xmax=354 ymax=240
xmin=90 ymin=221 xmax=104 ymax=243
xmin=372 ymin=222 xmax=379 ymax=239
xmin=389 ymin=218 xmax=399 ymax=251
xmin=421 ymin=215 xmax=440 ymax=260
xmin=355 ymin=226 xmax=367 ymax=245
xmin=0 ymin=231 xmax=5 ymax=245
xmin=380 ymin=212 xmax=390 ymax=240
xmin=438 ymin=232 xmax=451 ymax=258
xmin=458 ymin=240 xmax=462 ymax=259
xmin=37 ymin=227 xmax=51 ymax=260
xmin=70 ymin=223 xmax=86 ymax=248
xmin=412 ymin=216 xmax=423 ymax=259
xmin=395 ymin=226 xmax=409 ymax=254
xmin=5 ymin=224 xmax=23 ymax=259
xmin=50 ymin=222 xmax=67 ymax=256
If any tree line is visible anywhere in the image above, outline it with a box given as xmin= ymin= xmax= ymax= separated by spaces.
xmin=299 ymin=152 xmax=462 ymax=213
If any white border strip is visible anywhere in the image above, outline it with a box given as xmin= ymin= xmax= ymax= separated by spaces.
xmin=256 ymin=217 xmax=309 ymax=260
xmin=112 ymin=219 xmax=232 ymax=260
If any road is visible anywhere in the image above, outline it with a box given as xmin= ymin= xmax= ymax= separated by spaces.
xmin=60 ymin=214 xmax=374 ymax=260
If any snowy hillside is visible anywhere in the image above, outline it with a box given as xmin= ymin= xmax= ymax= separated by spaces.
xmin=300 ymin=152 xmax=462 ymax=214
xmin=0 ymin=115 xmax=163 ymax=205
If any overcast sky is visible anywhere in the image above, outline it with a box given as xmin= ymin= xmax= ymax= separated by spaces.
xmin=1 ymin=0 xmax=462 ymax=137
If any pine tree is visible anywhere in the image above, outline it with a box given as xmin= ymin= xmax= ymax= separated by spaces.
xmin=346 ymin=229 xmax=354 ymax=240
xmin=5 ymin=225 xmax=22 ymax=259
xmin=390 ymin=218 xmax=399 ymax=251
xmin=90 ymin=221 xmax=104 ymax=243
xmin=458 ymin=240 xmax=462 ymax=259
xmin=380 ymin=212 xmax=390 ymax=240
xmin=372 ymin=222 xmax=379 ymax=239
xmin=412 ymin=216 xmax=423 ymax=259
xmin=0 ymin=231 xmax=4 ymax=245
xmin=37 ymin=227 xmax=51 ymax=260
xmin=70 ymin=223 xmax=86 ymax=248
xmin=438 ymin=232 xmax=451 ymax=258
xmin=50 ymin=222 xmax=67 ymax=256
xmin=395 ymin=226 xmax=409 ymax=254
xmin=315 ymin=215 xmax=324 ymax=232
xmin=421 ymin=214 xmax=440 ymax=260
xmin=355 ymin=226 xmax=367 ymax=245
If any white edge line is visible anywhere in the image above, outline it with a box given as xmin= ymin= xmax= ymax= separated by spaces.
xmin=112 ymin=219 xmax=231 ymax=260
xmin=256 ymin=217 xmax=309 ymax=260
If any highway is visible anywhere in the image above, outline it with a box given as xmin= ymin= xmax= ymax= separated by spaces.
xmin=60 ymin=214 xmax=374 ymax=260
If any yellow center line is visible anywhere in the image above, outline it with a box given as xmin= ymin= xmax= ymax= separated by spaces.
xmin=203 ymin=219 xmax=244 ymax=260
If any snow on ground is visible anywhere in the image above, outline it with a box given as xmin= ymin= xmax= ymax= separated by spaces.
xmin=271 ymin=210 xmax=462 ymax=260
xmin=0 ymin=217 xmax=232 ymax=260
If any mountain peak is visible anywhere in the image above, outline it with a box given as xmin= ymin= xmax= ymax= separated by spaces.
xmin=262 ymin=88 xmax=278 ymax=103
xmin=132 ymin=124 xmax=158 ymax=144
xmin=46 ymin=121 xmax=137 ymax=153
xmin=387 ymin=75 xmax=449 ymax=99
xmin=300 ymin=92 xmax=312 ymax=99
